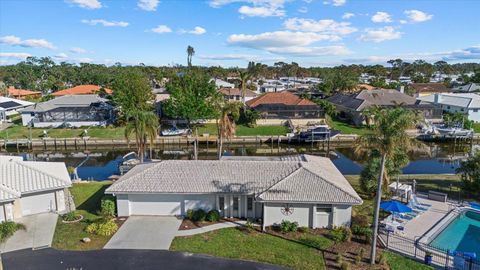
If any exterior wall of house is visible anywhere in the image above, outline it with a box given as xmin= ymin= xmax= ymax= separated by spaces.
xmin=263 ymin=202 xmax=312 ymax=227
xmin=32 ymin=121 xmax=108 ymax=128
xmin=333 ymin=205 xmax=352 ymax=227
xmin=21 ymin=112 xmax=34 ymax=126
xmin=468 ymin=108 xmax=480 ymax=122
xmin=55 ymin=189 xmax=66 ymax=213
xmin=0 ymin=202 xmax=14 ymax=222
xmin=116 ymin=194 xmax=130 ymax=216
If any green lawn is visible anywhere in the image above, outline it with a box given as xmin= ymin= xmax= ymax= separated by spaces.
xmin=171 ymin=228 xmax=331 ymax=270
xmin=196 ymin=124 xmax=290 ymax=136
xmin=474 ymin=123 xmax=480 ymax=133
xmin=0 ymin=125 xmax=127 ymax=140
xmin=52 ymin=181 xmax=113 ymax=250
xmin=384 ymin=251 xmax=433 ymax=270
xmin=329 ymin=118 xmax=370 ymax=135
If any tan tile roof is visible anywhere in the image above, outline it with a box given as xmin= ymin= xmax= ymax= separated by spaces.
xmin=246 ymin=91 xmax=316 ymax=108
xmin=7 ymin=87 xmax=41 ymax=98
xmin=410 ymin=83 xmax=450 ymax=93
xmin=52 ymin=85 xmax=112 ymax=96
xmin=219 ymin=88 xmax=256 ymax=97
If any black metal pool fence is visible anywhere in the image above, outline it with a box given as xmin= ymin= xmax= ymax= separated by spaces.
xmin=380 ymin=230 xmax=480 ymax=270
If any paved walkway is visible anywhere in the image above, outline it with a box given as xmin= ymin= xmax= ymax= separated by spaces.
xmin=0 ymin=213 xmax=58 ymax=253
xmin=3 ymin=248 xmax=289 ymax=270
xmin=176 ymin=220 xmax=247 ymax=237
xmin=104 ymin=216 xmax=182 ymax=250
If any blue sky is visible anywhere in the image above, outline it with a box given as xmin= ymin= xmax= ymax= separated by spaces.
xmin=0 ymin=0 xmax=479 ymax=67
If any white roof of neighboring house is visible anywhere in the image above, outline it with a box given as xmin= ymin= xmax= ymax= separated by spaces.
xmin=0 ymin=156 xmax=71 ymax=203
xmin=453 ymin=83 xmax=480 ymax=92
xmin=211 ymin=78 xmax=234 ymax=88
xmin=106 ymin=155 xmax=362 ymax=205
xmin=0 ymin=96 xmax=34 ymax=111
xmin=418 ymin=93 xmax=480 ymax=109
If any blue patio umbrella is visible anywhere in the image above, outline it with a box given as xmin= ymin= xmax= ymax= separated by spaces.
xmin=380 ymin=200 xmax=412 ymax=213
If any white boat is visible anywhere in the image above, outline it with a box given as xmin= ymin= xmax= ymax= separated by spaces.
xmin=161 ymin=127 xmax=190 ymax=136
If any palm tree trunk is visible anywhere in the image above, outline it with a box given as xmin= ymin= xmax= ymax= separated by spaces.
xmin=370 ymin=153 xmax=387 ymax=264
xmin=218 ymin=135 xmax=223 ymax=160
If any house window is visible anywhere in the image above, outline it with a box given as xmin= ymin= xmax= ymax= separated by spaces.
xmin=219 ymin=197 xmax=224 ymax=210
xmin=247 ymin=197 xmax=253 ymax=211
xmin=316 ymin=205 xmax=332 ymax=213
xmin=233 ymin=197 xmax=239 ymax=211
xmin=447 ymin=106 xmax=451 ymax=109
xmin=474 ymin=109 xmax=479 ymax=112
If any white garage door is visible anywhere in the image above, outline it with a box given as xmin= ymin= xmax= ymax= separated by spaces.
xmin=129 ymin=194 xmax=182 ymax=216
xmin=20 ymin=192 xmax=56 ymax=216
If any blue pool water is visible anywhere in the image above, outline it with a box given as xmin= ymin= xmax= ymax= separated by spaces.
xmin=430 ymin=210 xmax=480 ymax=255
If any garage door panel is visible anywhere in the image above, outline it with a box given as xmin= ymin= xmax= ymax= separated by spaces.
xmin=20 ymin=192 xmax=56 ymax=216
xmin=129 ymin=194 xmax=182 ymax=216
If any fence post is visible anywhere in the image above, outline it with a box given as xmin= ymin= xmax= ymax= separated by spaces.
xmin=469 ymin=257 xmax=473 ymax=270
xmin=445 ymin=249 xmax=449 ymax=270
xmin=386 ymin=231 xmax=390 ymax=248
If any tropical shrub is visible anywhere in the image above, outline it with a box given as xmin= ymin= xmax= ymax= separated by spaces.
xmin=279 ymin=220 xmax=298 ymax=233
xmin=100 ymin=196 xmax=116 ymax=217
xmin=206 ymin=210 xmax=221 ymax=222
xmin=340 ymin=261 xmax=351 ymax=270
xmin=192 ymin=209 xmax=207 ymax=222
xmin=85 ymin=223 xmax=99 ymax=234
xmin=96 ymin=220 xmax=118 ymax=236
xmin=186 ymin=209 xmax=194 ymax=220
xmin=298 ymin=234 xmax=333 ymax=249
xmin=245 ymin=219 xmax=255 ymax=232
xmin=62 ymin=211 xmax=80 ymax=222
xmin=298 ymin=226 xmax=309 ymax=233
xmin=329 ymin=226 xmax=349 ymax=243
xmin=0 ymin=221 xmax=25 ymax=242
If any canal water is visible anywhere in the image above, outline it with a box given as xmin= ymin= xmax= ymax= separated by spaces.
xmin=4 ymin=142 xmax=477 ymax=180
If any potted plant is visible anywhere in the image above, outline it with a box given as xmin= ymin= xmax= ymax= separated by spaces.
xmin=424 ymin=251 xmax=433 ymax=265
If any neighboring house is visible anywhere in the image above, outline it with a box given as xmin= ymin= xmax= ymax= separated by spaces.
xmin=21 ymin=95 xmax=115 ymax=128
xmin=211 ymin=78 xmax=235 ymax=89
xmin=246 ymin=92 xmax=324 ymax=123
xmin=219 ymin=87 xmax=257 ymax=103
xmin=418 ymin=93 xmax=480 ymax=122
xmin=409 ymin=83 xmax=450 ymax=98
xmin=0 ymin=96 xmax=34 ymax=123
xmin=0 ymin=156 xmax=71 ymax=222
xmin=453 ymin=83 xmax=480 ymax=93
xmin=7 ymin=86 xmax=41 ymax=100
xmin=105 ymin=155 xmax=362 ymax=229
xmin=52 ymin=85 xmax=112 ymax=97
xmin=327 ymin=89 xmax=443 ymax=126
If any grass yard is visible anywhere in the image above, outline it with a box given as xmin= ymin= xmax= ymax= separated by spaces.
xmin=473 ymin=123 xmax=480 ymax=133
xmin=384 ymin=251 xmax=433 ymax=270
xmin=0 ymin=125 xmax=127 ymax=140
xmin=52 ymin=181 xmax=113 ymax=250
xmin=196 ymin=123 xmax=289 ymax=136
xmin=170 ymin=227 xmax=332 ymax=270
xmin=329 ymin=118 xmax=370 ymax=135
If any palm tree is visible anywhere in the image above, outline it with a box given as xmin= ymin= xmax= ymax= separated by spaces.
xmin=356 ymin=107 xmax=419 ymax=264
xmin=124 ymin=110 xmax=159 ymax=163
xmin=237 ymin=70 xmax=251 ymax=107
xmin=216 ymin=102 xmax=241 ymax=159
xmin=187 ymin=46 xmax=195 ymax=67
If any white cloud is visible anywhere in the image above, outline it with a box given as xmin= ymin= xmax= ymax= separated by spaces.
xmin=70 ymin=47 xmax=88 ymax=54
xmin=54 ymin=53 xmax=69 ymax=60
xmin=358 ymin=26 xmax=402 ymax=43
xmin=298 ymin=7 xmax=308 ymax=13
xmin=149 ymin=25 xmax=172 ymax=34
xmin=210 ymin=0 xmax=286 ymax=17
xmin=180 ymin=26 xmax=206 ymax=35
xmin=283 ymin=18 xmax=357 ymax=37
xmin=198 ymin=54 xmax=284 ymax=62
xmin=65 ymin=0 xmax=102 ymax=9
xmin=323 ymin=0 xmax=346 ymax=6
xmin=239 ymin=5 xmax=285 ymax=17
xmin=81 ymin=19 xmax=129 ymax=27
xmin=371 ymin=11 xmax=392 ymax=23
xmin=138 ymin=0 xmax=160 ymax=11
xmin=0 ymin=52 xmax=32 ymax=59
xmin=342 ymin=12 xmax=355 ymax=19
xmin=228 ymin=31 xmax=339 ymax=48
xmin=267 ymin=45 xmax=351 ymax=56
xmin=403 ymin=10 xmax=433 ymax=23
xmin=0 ymin=35 xmax=56 ymax=49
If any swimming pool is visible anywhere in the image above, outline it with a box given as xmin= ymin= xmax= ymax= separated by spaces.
xmin=430 ymin=210 xmax=480 ymax=255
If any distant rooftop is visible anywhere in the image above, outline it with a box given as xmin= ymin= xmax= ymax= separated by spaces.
xmin=52 ymin=85 xmax=112 ymax=96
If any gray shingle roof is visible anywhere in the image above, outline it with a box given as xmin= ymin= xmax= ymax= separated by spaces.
xmin=0 ymin=156 xmax=72 ymax=202
xmin=327 ymin=89 xmax=416 ymax=111
xmin=21 ymin=94 xmax=109 ymax=113
xmin=106 ymin=155 xmax=362 ymax=205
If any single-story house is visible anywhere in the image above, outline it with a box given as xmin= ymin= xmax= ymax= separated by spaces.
xmin=418 ymin=93 xmax=480 ymax=122
xmin=453 ymin=83 xmax=480 ymax=93
xmin=106 ymin=155 xmax=362 ymax=229
xmin=246 ymin=92 xmax=324 ymax=124
xmin=7 ymin=86 xmax=41 ymax=100
xmin=0 ymin=156 xmax=71 ymax=222
xmin=0 ymin=96 xmax=34 ymax=123
xmin=327 ymin=89 xmax=443 ymax=126
xmin=409 ymin=83 xmax=450 ymax=98
xmin=211 ymin=78 xmax=235 ymax=89
xmin=219 ymin=87 xmax=257 ymax=103
xmin=52 ymin=85 xmax=112 ymax=97
xmin=21 ymin=94 xmax=115 ymax=128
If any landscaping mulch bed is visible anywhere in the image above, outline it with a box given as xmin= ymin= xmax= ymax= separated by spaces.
xmin=179 ymin=218 xmax=241 ymax=230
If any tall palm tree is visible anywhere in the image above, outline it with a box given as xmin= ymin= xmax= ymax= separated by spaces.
xmin=237 ymin=70 xmax=251 ymax=107
xmin=187 ymin=46 xmax=195 ymax=67
xmin=124 ymin=110 xmax=159 ymax=163
xmin=356 ymin=107 xmax=419 ymax=264
xmin=216 ymin=102 xmax=241 ymax=159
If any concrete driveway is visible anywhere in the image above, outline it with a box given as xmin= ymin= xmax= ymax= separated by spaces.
xmin=0 ymin=213 xmax=58 ymax=253
xmin=104 ymin=216 xmax=182 ymax=250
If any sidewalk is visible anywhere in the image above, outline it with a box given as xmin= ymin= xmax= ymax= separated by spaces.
xmin=176 ymin=220 xmax=247 ymax=237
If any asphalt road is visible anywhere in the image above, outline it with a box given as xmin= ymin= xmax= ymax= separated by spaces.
xmin=2 ymin=248 xmax=290 ymax=270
